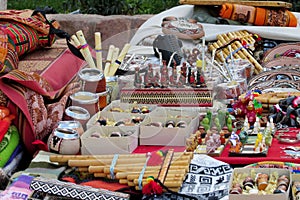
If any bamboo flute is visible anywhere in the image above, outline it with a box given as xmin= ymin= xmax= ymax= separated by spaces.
xmin=76 ymin=167 xmax=89 ymax=172
xmin=227 ymin=33 xmax=263 ymax=73
xmin=68 ymin=157 xmax=149 ymax=167
xmin=107 ymin=43 xmax=131 ymax=76
xmin=217 ymin=35 xmax=240 ymax=60
xmin=95 ymin=32 xmax=103 ymax=72
xmin=126 ymin=169 xmax=186 ymax=181
xmin=116 ymin=170 xmax=161 ymax=180
xmin=104 ymin=45 xmax=115 ymax=77
xmin=76 ymin=30 xmax=96 ymax=68
xmin=157 ymin=149 xmax=173 ymax=183
xmin=102 ymin=161 xmax=190 ymax=174
xmin=50 ymin=152 xmax=192 ymax=166
xmin=89 ymin=165 xmax=161 ymax=174
xmin=107 ymin=47 xmax=120 ymax=76
xmin=71 ymin=35 xmax=84 ymax=56
xmin=133 ymin=174 xmax=185 ymax=185
xmin=49 ymin=153 xmax=149 ymax=163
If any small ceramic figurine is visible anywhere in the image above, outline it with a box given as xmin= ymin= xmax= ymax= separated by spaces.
xmin=166 ymin=120 xmax=175 ymax=128
xmin=134 ymin=67 xmax=142 ymax=88
xmin=229 ymin=131 xmax=242 ymax=153
xmin=97 ymin=116 xmax=107 ymax=126
xmin=160 ymin=60 xmax=169 ymax=88
xmin=169 ymin=66 xmax=177 ymax=86
xmin=256 ymin=173 xmax=269 ymax=190
xmin=230 ymin=183 xmax=243 ymax=194
xmin=144 ymin=64 xmax=153 ymax=88
xmin=141 ymin=106 xmax=150 ymax=114
xmin=243 ymin=176 xmax=255 ymax=190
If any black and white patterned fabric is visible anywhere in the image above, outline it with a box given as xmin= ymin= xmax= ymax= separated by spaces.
xmin=179 ymin=154 xmax=232 ymax=200
xmin=30 ymin=177 xmax=130 ymax=200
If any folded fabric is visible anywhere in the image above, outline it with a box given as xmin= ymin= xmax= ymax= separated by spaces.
xmin=0 ymin=174 xmax=34 ymax=199
xmin=4 ymin=143 xmax=22 ymax=167
xmin=219 ymin=3 xmax=297 ymax=27
xmin=0 ymin=41 xmax=86 ymax=156
xmin=0 ymin=125 xmax=20 ymax=167
xmin=179 ymin=154 xmax=233 ymax=200
xmin=3 ymin=150 xmax=23 ymax=177
xmin=24 ymin=150 xmax=67 ymax=179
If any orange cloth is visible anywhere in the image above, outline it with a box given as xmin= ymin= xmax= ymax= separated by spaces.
xmin=219 ymin=3 xmax=297 ymax=27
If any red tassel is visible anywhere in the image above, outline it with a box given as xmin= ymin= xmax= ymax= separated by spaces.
xmin=142 ymin=176 xmax=163 ymax=196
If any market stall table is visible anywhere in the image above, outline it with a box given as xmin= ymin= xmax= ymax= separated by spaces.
xmin=134 ymin=128 xmax=300 ymax=167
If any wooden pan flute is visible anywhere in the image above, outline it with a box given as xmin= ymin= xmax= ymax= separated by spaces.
xmin=208 ymin=30 xmax=263 ymax=74
xmin=50 ymin=150 xmax=193 ymax=192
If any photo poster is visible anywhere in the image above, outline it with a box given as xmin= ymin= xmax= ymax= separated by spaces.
xmin=180 ymin=154 xmax=233 ymax=200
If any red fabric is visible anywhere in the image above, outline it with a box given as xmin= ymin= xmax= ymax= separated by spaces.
xmin=133 ymin=146 xmax=186 ymax=154
xmin=0 ymin=47 xmax=85 ymax=155
xmin=80 ymin=180 xmax=127 ymax=191
xmin=217 ymin=129 xmax=300 ymax=165
xmin=134 ymin=129 xmax=300 ymax=166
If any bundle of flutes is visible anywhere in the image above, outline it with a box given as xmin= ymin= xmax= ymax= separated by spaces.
xmin=208 ymin=30 xmax=263 ymax=74
xmin=103 ymin=43 xmax=131 ymax=77
xmin=50 ymin=151 xmax=193 ymax=192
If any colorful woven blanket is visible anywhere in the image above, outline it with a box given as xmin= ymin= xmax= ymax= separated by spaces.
xmin=0 ymin=40 xmax=86 ymax=155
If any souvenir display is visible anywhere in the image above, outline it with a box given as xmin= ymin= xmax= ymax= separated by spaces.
xmin=186 ymin=109 xmax=232 ymax=156
xmin=229 ymin=168 xmax=290 ymax=198
xmin=3 ymin=3 xmax=300 ymax=200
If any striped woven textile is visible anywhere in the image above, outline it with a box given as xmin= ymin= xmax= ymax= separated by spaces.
xmin=0 ymin=40 xmax=86 ymax=155
xmin=0 ymin=9 xmax=57 ymax=57
xmin=0 ymin=28 xmax=19 ymax=76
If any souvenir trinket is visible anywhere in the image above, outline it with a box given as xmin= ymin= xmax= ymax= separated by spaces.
xmin=176 ymin=121 xmax=187 ymax=128
xmin=230 ymin=183 xmax=243 ymax=194
xmin=165 ymin=120 xmax=175 ymax=128
xmin=243 ymin=176 xmax=255 ymax=190
xmin=47 ymin=128 xmax=80 ymax=155
xmin=256 ymin=173 xmax=269 ymax=190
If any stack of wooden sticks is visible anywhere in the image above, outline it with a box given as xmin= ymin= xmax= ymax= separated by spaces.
xmin=208 ymin=30 xmax=263 ymax=74
xmin=49 ymin=150 xmax=194 ymax=192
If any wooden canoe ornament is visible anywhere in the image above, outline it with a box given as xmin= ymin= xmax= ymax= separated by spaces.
xmin=261 ymin=42 xmax=300 ymax=64
xmin=248 ymin=70 xmax=300 ymax=91
xmin=161 ymin=16 xmax=205 ymax=40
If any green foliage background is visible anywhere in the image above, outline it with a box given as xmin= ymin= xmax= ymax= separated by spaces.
xmin=7 ymin=0 xmax=300 ymax=14
xmin=7 ymin=0 xmax=180 ymax=15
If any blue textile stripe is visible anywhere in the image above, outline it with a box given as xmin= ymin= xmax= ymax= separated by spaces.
xmin=138 ymin=153 xmax=151 ymax=190
xmin=110 ymin=154 xmax=119 ymax=179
